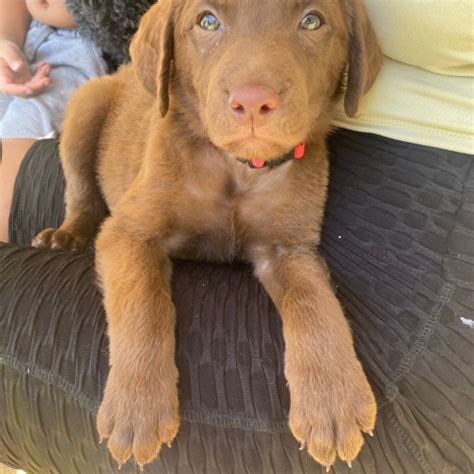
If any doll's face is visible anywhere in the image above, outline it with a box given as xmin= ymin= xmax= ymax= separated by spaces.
xmin=26 ymin=0 xmax=77 ymax=29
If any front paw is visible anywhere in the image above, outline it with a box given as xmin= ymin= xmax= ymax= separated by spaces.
xmin=97 ymin=368 xmax=180 ymax=469
xmin=32 ymin=228 xmax=88 ymax=251
xmin=288 ymin=363 xmax=376 ymax=469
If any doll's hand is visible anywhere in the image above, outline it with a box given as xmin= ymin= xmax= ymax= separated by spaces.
xmin=0 ymin=39 xmax=51 ymax=97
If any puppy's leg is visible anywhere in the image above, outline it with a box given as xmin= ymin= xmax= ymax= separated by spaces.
xmin=33 ymin=77 xmax=113 ymax=251
xmin=253 ymin=247 xmax=376 ymax=469
xmin=95 ymin=216 xmax=179 ymax=468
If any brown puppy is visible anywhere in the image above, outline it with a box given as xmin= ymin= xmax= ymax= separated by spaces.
xmin=33 ymin=0 xmax=383 ymax=469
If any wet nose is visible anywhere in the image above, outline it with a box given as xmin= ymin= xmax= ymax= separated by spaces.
xmin=229 ymin=85 xmax=279 ymax=127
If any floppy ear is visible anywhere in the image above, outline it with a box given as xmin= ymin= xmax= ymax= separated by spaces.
xmin=130 ymin=0 xmax=174 ymax=117
xmin=344 ymin=0 xmax=383 ymax=117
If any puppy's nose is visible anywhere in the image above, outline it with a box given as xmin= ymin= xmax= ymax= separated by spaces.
xmin=229 ymin=85 xmax=279 ymax=127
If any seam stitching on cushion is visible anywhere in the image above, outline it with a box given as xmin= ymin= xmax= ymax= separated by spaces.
xmin=0 ymin=353 xmax=291 ymax=433
xmin=0 ymin=353 xmax=100 ymax=414
xmin=388 ymin=282 xmax=455 ymax=385
xmin=387 ymin=401 xmax=434 ymax=473
xmin=181 ymin=410 xmax=289 ymax=433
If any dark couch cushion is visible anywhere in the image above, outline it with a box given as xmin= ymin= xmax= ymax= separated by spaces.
xmin=2 ymin=131 xmax=473 ymax=472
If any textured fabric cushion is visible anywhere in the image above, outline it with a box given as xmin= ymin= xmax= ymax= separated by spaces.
xmin=2 ymin=131 xmax=473 ymax=473
xmin=8 ymin=139 xmax=65 ymax=244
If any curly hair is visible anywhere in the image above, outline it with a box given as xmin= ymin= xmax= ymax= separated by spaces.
xmin=65 ymin=0 xmax=156 ymax=64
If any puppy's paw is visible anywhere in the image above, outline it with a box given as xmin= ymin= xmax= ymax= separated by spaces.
xmin=32 ymin=228 xmax=88 ymax=251
xmin=97 ymin=369 xmax=180 ymax=469
xmin=288 ymin=363 xmax=376 ymax=469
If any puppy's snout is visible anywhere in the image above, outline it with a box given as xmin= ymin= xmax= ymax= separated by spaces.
xmin=229 ymin=85 xmax=279 ymax=127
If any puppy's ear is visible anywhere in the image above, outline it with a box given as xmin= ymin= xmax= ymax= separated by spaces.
xmin=344 ymin=0 xmax=383 ymax=117
xmin=130 ymin=0 xmax=174 ymax=117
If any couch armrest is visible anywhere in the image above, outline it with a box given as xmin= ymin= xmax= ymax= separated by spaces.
xmin=9 ymin=139 xmax=65 ymax=245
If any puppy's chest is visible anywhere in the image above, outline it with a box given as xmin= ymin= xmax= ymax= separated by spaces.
xmin=172 ymin=163 xmax=294 ymax=261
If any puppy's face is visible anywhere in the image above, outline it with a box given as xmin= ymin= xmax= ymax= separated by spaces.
xmin=175 ymin=0 xmax=349 ymax=160
xmin=131 ymin=0 xmax=382 ymax=161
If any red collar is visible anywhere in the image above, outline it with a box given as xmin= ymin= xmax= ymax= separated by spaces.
xmin=237 ymin=143 xmax=306 ymax=169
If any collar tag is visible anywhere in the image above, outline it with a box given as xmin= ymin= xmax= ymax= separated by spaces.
xmin=294 ymin=143 xmax=306 ymax=159
xmin=250 ymin=159 xmax=266 ymax=169
xmin=241 ymin=143 xmax=306 ymax=169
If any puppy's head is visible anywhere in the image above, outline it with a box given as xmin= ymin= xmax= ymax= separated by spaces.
xmin=131 ymin=0 xmax=382 ymax=161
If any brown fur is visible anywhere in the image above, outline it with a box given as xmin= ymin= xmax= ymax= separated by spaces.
xmin=33 ymin=0 xmax=383 ymax=469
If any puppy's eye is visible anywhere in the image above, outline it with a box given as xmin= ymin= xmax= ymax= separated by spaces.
xmin=299 ymin=12 xmax=323 ymax=31
xmin=199 ymin=12 xmax=222 ymax=31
